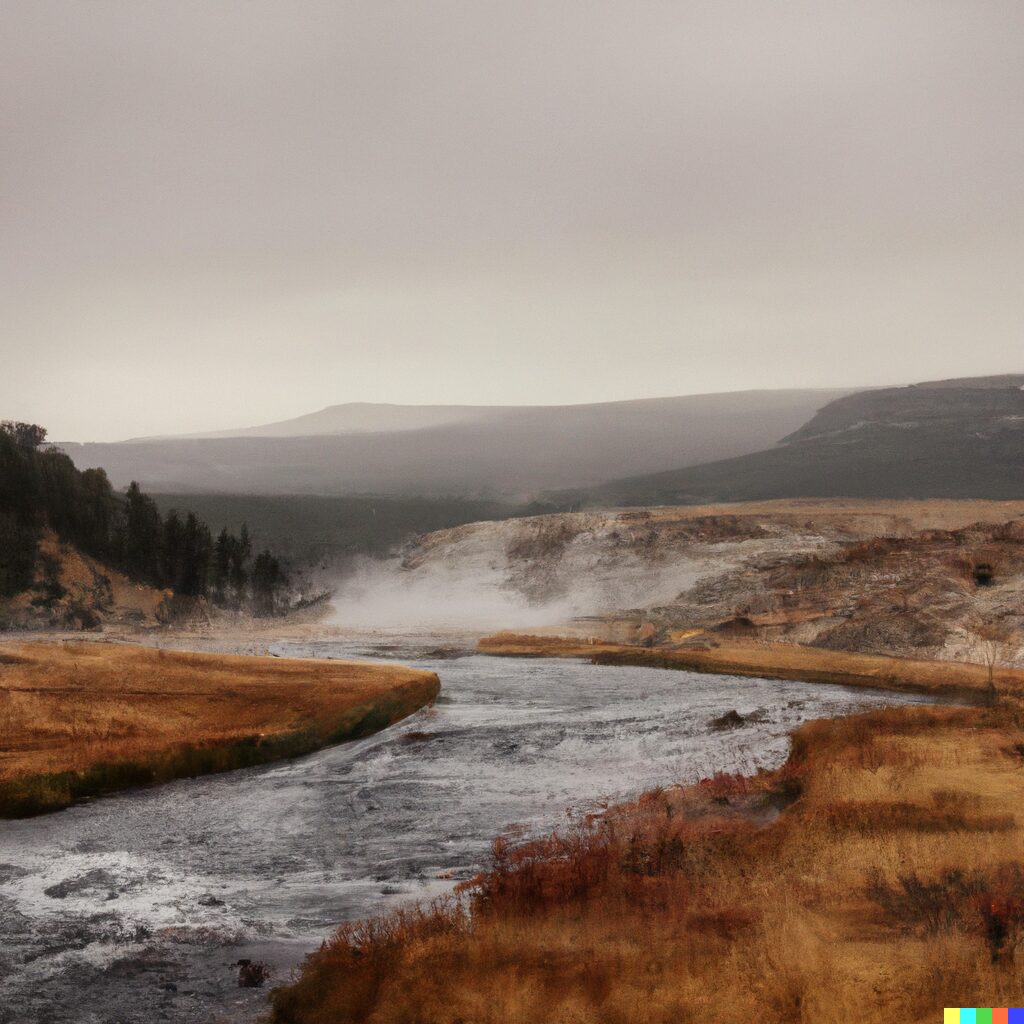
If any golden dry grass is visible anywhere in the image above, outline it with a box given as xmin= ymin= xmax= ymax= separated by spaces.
xmin=270 ymin=698 xmax=1024 ymax=1024
xmin=0 ymin=641 xmax=439 ymax=815
xmin=479 ymin=633 xmax=1024 ymax=701
xmin=607 ymin=498 xmax=1024 ymax=534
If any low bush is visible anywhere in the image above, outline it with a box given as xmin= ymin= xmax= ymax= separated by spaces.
xmin=867 ymin=865 xmax=1024 ymax=962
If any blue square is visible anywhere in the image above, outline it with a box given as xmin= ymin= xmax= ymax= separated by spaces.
xmin=1007 ymin=1009 xmax=1024 ymax=1024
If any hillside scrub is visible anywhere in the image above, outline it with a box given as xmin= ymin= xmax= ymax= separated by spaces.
xmin=270 ymin=699 xmax=1024 ymax=1023
xmin=0 ymin=642 xmax=439 ymax=817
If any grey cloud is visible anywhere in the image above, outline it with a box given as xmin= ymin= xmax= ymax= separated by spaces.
xmin=1 ymin=2 xmax=1022 ymax=438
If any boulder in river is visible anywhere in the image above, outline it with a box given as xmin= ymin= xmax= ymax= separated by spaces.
xmin=236 ymin=959 xmax=271 ymax=988
xmin=708 ymin=709 xmax=746 ymax=731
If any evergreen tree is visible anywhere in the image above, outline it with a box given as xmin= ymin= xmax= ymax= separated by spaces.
xmin=161 ymin=510 xmax=184 ymax=590
xmin=0 ymin=427 xmax=45 ymax=596
xmin=123 ymin=482 xmax=163 ymax=585
xmin=75 ymin=468 xmax=118 ymax=557
xmin=229 ymin=523 xmax=252 ymax=603
xmin=0 ymin=510 xmax=39 ymax=597
xmin=177 ymin=512 xmax=211 ymax=597
xmin=252 ymin=549 xmax=286 ymax=616
xmin=212 ymin=528 xmax=232 ymax=605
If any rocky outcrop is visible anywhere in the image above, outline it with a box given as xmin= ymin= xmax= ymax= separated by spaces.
xmin=395 ymin=501 xmax=1024 ymax=664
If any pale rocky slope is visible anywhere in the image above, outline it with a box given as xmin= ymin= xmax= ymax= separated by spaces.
xmin=387 ymin=500 xmax=1024 ymax=663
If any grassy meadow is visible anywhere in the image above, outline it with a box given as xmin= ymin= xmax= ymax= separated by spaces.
xmin=0 ymin=641 xmax=439 ymax=817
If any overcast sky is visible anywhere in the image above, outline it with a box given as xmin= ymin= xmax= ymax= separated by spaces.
xmin=2 ymin=2 xmax=1022 ymax=440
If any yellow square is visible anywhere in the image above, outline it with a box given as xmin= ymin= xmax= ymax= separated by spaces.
xmin=944 ymin=1011 xmax=960 ymax=1024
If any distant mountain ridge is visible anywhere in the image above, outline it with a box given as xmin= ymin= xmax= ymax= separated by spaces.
xmin=61 ymin=389 xmax=851 ymax=498
xmin=573 ymin=374 xmax=1024 ymax=506
xmin=127 ymin=391 xmax=859 ymax=442
xmin=130 ymin=403 xmax=488 ymax=441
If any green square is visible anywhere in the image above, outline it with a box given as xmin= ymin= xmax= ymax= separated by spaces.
xmin=977 ymin=1011 xmax=993 ymax=1024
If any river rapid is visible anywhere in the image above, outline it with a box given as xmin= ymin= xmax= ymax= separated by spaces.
xmin=0 ymin=633 xmax=931 ymax=1024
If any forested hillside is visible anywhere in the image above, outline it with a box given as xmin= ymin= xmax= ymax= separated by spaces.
xmin=0 ymin=422 xmax=288 ymax=615
xmin=149 ymin=492 xmax=525 ymax=567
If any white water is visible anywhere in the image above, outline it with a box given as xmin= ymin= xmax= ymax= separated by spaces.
xmin=0 ymin=635 xmax=930 ymax=1024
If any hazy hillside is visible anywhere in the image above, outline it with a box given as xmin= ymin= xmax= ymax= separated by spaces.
xmin=137 ymin=403 xmax=487 ymax=440
xmin=575 ymin=375 xmax=1024 ymax=506
xmin=59 ymin=390 xmax=850 ymax=498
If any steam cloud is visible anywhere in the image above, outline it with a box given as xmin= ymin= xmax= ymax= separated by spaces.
xmin=325 ymin=546 xmax=701 ymax=631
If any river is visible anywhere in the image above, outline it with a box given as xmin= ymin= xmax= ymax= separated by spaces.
xmin=0 ymin=633 xmax=931 ymax=1024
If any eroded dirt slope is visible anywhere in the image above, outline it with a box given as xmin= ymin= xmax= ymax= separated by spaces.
xmin=0 ymin=532 xmax=170 ymax=631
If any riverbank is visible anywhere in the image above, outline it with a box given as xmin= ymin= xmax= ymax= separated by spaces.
xmin=266 ymin=636 xmax=1024 ymax=1022
xmin=1 ymin=641 xmax=902 ymax=1024
xmin=0 ymin=641 xmax=440 ymax=817
xmin=479 ymin=632 xmax=1024 ymax=701
xmin=270 ymin=693 xmax=1024 ymax=1023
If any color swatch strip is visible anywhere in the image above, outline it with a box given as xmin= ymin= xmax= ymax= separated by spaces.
xmin=944 ymin=1010 xmax=1023 ymax=1023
